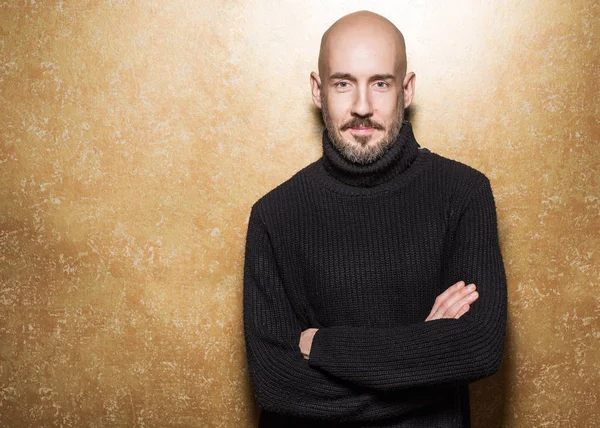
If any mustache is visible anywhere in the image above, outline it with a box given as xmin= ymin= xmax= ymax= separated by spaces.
xmin=340 ymin=117 xmax=385 ymax=131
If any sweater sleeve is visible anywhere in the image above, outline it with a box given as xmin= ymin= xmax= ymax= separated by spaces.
xmin=243 ymin=205 xmax=450 ymax=420
xmin=307 ymin=178 xmax=508 ymax=392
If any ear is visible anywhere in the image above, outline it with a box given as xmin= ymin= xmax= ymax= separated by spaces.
xmin=403 ymin=72 xmax=416 ymax=109
xmin=310 ymin=72 xmax=322 ymax=109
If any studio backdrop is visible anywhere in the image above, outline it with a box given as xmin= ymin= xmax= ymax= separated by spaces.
xmin=1 ymin=1 xmax=598 ymax=427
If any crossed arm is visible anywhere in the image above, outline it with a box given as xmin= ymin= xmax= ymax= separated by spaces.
xmin=244 ymin=179 xmax=507 ymax=419
xmin=244 ymin=208 xmax=458 ymax=420
xmin=299 ymin=280 xmax=480 ymax=358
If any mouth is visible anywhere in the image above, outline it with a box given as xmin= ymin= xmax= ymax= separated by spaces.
xmin=348 ymin=126 xmax=377 ymax=136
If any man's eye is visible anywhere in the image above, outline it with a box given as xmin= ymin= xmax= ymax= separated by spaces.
xmin=375 ymin=81 xmax=389 ymax=88
xmin=336 ymin=82 xmax=349 ymax=88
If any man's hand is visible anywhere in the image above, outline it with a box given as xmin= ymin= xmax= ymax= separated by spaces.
xmin=299 ymin=328 xmax=318 ymax=359
xmin=425 ymin=280 xmax=479 ymax=321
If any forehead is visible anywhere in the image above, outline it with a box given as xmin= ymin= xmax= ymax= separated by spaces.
xmin=323 ymin=30 xmax=401 ymax=78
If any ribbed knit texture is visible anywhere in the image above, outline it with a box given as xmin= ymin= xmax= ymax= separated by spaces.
xmin=243 ymin=122 xmax=508 ymax=427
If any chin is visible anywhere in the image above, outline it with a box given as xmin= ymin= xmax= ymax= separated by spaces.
xmin=349 ymin=133 xmax=382 ymax=147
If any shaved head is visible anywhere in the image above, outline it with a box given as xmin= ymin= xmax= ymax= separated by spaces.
xmin=310 ymin=11 xmax=415 ymax=164
xmin=318 ymin=11 xmax=407 ymax=80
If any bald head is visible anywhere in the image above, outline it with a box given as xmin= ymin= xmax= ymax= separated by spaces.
xmin=318 ymin=11 xmax=407 ymax=79
xmin=309 ymin=11 xmax=416 ymax=164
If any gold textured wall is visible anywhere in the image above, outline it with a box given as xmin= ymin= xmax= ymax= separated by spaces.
xmin=1 ymin=1 xmax=598 ymax=426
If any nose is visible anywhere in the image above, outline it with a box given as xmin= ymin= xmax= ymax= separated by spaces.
xmin=351 ymin=85 xmax=373 ymax=117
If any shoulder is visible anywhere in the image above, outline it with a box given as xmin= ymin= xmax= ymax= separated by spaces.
xmin=250 ymin=160 xmax=318 ymax=220
xmin=427 ymin=150 xmax=489 ymax=189
xmin=419 ymin=149 xmax=495 ymax=216
xmin=420 ymin=149 xmax=492 ymax=203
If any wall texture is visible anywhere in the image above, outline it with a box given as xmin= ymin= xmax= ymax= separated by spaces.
xmin=1 ymin=0 xmax=598 ymax=427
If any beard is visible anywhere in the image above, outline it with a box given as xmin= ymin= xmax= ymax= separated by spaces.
xmin=321 ymin=90 xmax=405 ymax=165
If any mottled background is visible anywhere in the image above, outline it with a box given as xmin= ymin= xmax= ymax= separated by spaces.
xmin=1 ymin=0 xmax=598 ymax=427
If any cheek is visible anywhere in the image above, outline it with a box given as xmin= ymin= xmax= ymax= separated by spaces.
xmin=373 ymin=95 xmax=401 ymax=122
xmin=325 ymin=94 xmax=352 ymax=123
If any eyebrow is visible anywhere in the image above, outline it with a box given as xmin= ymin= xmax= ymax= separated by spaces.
xmin=370 ymin=74 xmax=395 ymax=81
xmin=329 ymin=73 xmax=396 ymax=82
xmin=329 ymin=72 xmax=355 ymax=81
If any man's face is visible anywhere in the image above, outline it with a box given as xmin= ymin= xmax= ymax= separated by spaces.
xmin=321 ymin=87 xmax=404 ymax=165
xmin=317 ymin=35 xmax=406 ymax=164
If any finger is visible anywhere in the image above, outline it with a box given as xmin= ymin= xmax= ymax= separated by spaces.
xmin=428 ymin=281 xmax=466 ymax=316
xmin=428 ymin=292 xmax=474 ymax=322
xmin=445 ymin=291 xmax=479 ymax=318
xmin=454 ymin=304 xmax=470 ymax=319
xmin=431 ymin=283 xmax=476 ymax=320
xmin=435 ymin=285 xmax=476 ymax=319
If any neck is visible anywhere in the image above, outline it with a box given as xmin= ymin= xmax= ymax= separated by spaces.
xmin=321 ymin=121 xmax=420 ymax=188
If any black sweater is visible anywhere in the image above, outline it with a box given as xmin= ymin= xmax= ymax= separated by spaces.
xmin=243 ymin=122 xmax=507 ymax=427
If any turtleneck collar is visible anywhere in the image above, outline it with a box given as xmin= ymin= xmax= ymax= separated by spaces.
xmin=321 ymin=121 xmax=421 ymax=188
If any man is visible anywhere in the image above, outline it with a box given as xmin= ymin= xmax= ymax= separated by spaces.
xmin=243 ymin=10 xmax=507 ymax=427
